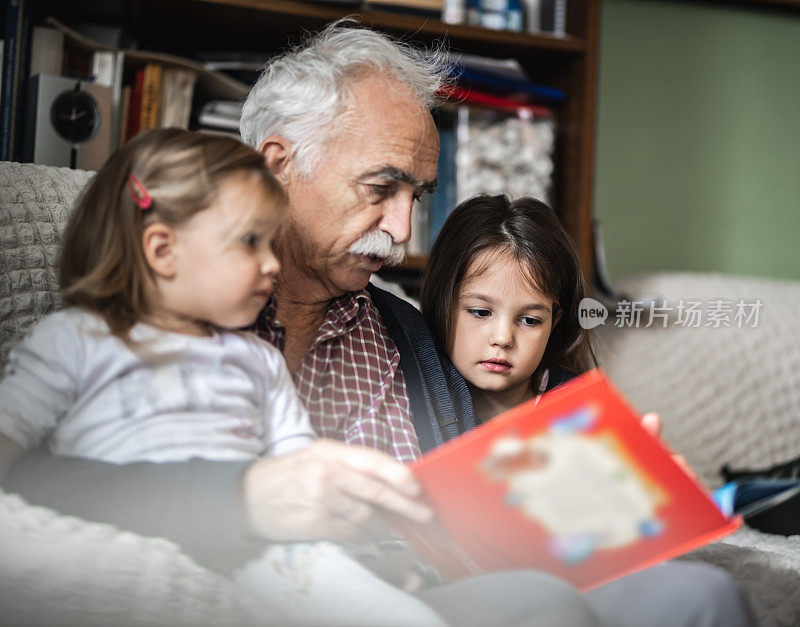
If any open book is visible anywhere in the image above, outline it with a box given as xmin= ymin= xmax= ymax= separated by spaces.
xmin=399 ymin=370 xmax=740 ymax=591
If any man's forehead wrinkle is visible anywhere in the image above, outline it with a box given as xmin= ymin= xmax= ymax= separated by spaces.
xmin=333 ymin=101 xmax=361 ymax=136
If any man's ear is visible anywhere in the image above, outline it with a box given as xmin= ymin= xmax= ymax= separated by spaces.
xmin=142 ymin=223 xmax=178 ymax=279
xmin=259 ymin=135 xmax=294 ymax=185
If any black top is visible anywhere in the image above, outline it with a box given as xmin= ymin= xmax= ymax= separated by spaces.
xmin=366 ymin=283 xmax=477 ymax=452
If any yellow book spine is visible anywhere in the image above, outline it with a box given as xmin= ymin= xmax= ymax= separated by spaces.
xmin=139 ymin=64 xmax=162 ymax=130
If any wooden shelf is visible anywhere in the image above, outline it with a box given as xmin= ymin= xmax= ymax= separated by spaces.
xmin=192 ymin=0 xmax=587 ymax=53
xmin=35 ymin=0 xmax=600 ymax=279
xmin=398 ymin=254 xmax=428 ymax=272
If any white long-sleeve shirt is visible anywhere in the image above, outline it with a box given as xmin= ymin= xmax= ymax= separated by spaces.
xmin=0 ymin=308 xmax=314 ymax=463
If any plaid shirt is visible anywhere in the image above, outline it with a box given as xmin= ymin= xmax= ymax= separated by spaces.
xmin=254 ymin=290 xmax=421 ymax=462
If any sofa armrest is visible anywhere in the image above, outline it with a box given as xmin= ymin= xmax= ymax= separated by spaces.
xmin=596 ymin=272 xmax=800 ymax=488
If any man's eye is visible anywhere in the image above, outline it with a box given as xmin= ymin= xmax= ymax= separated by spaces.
xmin=467 ymin=308 xmax=491 ymax=318
xmin=368 ymin=184 xmax=391 ymax=199
xmin=520 ymin=316 xmax=542 ymax=327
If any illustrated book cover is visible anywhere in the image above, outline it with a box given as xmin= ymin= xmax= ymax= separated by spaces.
xmin=399 ymin=370 xmax=740 ymax=591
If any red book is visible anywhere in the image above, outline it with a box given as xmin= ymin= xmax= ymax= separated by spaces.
xmin=125 ymin=68 xmax=145 ymax=143
xmin=400 ymin=370 xmax=740 ymax=591
xmin=438 ymin=85 xmax=554 ymax=117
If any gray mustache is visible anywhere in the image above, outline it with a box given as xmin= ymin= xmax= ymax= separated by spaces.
xmin=348 ymin=230 xmax=406 ymax=265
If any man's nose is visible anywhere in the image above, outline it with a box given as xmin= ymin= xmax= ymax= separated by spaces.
xmin=378 ymin=192 xmax=414 ymax=245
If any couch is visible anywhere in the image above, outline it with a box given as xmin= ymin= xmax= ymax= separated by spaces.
xmin=594 ymin=273 xmax=800 ymax=626
xmin=2 ymin=161 xmax=799 ymax=626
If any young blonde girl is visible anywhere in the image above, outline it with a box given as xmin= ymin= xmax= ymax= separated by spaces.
xmin=420 ymin=194 xmax=594 ymax=423
xmin=0 ymin=128 xmax=445 ymax=626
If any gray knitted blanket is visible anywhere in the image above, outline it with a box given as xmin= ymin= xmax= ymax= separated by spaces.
xmin=596 ymin=273 xmax=800 ymax=626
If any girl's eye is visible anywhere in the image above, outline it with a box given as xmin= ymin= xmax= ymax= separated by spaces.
xmin=467 ymin=307 xmax=491 ymax=319
xmin=241 ymin=233 xmax=258 ymax=247
xmin=520 ymin=316 xmax=542 ymax=327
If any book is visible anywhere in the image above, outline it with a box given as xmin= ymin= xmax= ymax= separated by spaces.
xmin=522 ymin=0 xmax=541 ymax=33
xmin=118 ymin=85 xmax=131 ymax=146
xmin=89 ymin=50 xmax=126 ymax=150
xmin=456 ymin=54 xmax=527 ymax=80
xmin=139 ymin=63 xmax=162 ymax=131
xmin=91 ymin=50 xmax=116 ymax=87
xmin=442 ymin=0 xmax=465 ymax=24
xmin=465 ymin=0 xmax=523 ymax=32
xmin=540 ymin=0 xmax=567 ymax=36
xmin=428 ymin=107 xmax=457 ymax=248
xmin=1 ymin=0 xmax=35 ymax=161
xmin=714 ymin=478 xmax=800 ymax=536
xmin=397 ymin=370 xmax=740 ymax=591
xmin=441 ymin=85 xmax=553 ymax=117
xmin=159 ymin=67 xmax=197 ymax=129
xmin=452 ymin=65 xmax=565 ymax=103
xmin=198 ymin=99 xmax=242 ymax=132
xmin=125 ymin=67 xmax=145 ymax=142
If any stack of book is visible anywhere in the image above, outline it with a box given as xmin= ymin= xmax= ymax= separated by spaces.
xmin=197 ymin=99 xmax=243 ymax=136
xmin=123 ymin=63 xmax=197 ymax=143
xmin=448 ymin=0 xmax=567 ymax=35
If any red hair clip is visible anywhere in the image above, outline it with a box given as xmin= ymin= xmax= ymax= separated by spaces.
xmin=127 ymin=173 xmax=153 ymax=211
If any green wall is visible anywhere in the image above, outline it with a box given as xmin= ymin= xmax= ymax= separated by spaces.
xmin=594 ymin=0 xmax=800 ymax=280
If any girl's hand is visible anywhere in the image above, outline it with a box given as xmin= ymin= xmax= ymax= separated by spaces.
xmin=640 ymin=412 xmax=662 ymax=438
xmin=640 ymin=412 xmax=697 ymax=480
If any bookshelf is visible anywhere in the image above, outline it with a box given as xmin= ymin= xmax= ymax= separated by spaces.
xmin=29 ymin=0 xmax=600 ymax=279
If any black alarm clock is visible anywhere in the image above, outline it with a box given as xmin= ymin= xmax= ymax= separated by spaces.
xmin=49 ymin=85 xmax=101 ymax=145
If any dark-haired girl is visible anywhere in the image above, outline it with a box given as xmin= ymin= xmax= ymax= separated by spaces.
xmin=421 ymin=195 xmax=593 ymax=423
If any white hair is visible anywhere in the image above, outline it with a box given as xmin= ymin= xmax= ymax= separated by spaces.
xmin=239 ymin=20 xmax=451 ymax=175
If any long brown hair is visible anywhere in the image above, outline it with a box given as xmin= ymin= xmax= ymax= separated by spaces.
xmin=59 ymin=128 xmax=285 ymax=339
xmin=420 ymin=194 xmax=595 ymax=387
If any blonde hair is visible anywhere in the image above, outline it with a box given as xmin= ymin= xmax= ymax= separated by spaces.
xmin=60 ymin=128 xmax=285 ymax=339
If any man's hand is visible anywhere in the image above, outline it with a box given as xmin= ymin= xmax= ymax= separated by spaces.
xmin=242 ymin=439 xmax=433 ymax=543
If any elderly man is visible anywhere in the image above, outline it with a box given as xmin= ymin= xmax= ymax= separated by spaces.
xmin=239 ymin=25 xmax=474 ymax=458
xmin=4 ymin=22 xmax=753 ymax=627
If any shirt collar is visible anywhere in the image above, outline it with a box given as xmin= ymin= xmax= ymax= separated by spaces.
xmin=257 ymin=289 xmax=372 ymax=340
xmin=317 ymin=290 xmax=371 ymax=341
